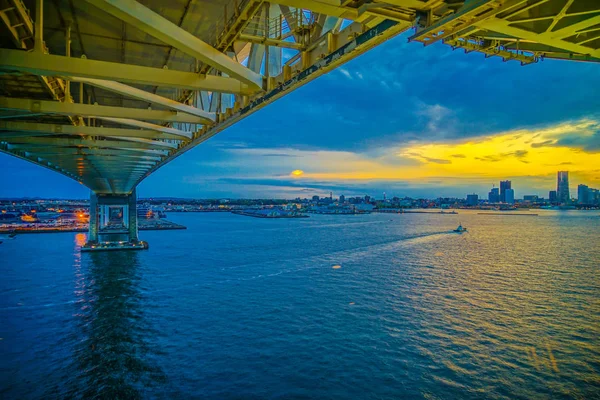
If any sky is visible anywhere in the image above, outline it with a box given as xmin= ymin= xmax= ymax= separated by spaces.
xmin=1 ymin=31 xmax=599 ymax=200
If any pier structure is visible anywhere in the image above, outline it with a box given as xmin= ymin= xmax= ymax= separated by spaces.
xmin=0 ymin=0 xmax=598 ymax=251
xmin=83 ymin=189 xmax=147 ymax=251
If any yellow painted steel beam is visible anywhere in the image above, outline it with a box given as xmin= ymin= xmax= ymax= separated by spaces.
xmin=5 ymin=136 xmax=174 ymax=151
xmin=71 ymin=78 xmax=216 ymax=122
xmin=268 ymin=0 xmax=357 ymax=18
xmin=238 ymin=34 xmax=305 ymax=50
xmin=0 ymin=121 xmax=189 ymax=141
xmin=475 ymin=17 xmax=600 ymax=58
xmin=84 ymin=0 xmax=264 ymax=90
xmin=0 ymin=96 xmax=210 ymax=124
xmin=0 ymin=49 xmax=254 ymax=95
xmin=40 ymin=158 xmax=157 ymax=167
xmin=21 ymin=148 xmax=164 ymax=159
xmin=14 ymin=145 xmax=168 ymax=156
xmin=92 ymin=118 xmax=192 ymax=139
xmin=104 ymin=136 xmax=177 ymax=150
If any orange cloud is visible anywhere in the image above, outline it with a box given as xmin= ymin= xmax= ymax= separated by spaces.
xmin=299 ymin=118 xmax=600 ymax=187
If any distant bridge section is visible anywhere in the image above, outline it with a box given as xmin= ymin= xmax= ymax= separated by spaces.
xmin=0 ymin=0 xmax=598 ymax=248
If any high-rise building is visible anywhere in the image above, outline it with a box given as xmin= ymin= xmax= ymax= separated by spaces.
xmin=312 ymin=195 xmax=319 ymax=202
xmin=557 ymin=171 xmax=570 ymax=204
xmin=500 ymin=180 xmax=512 ymax=202
xmin=578 ymin=184 xmax=589 ymax=204
xmin=590 ymin=189 xmax=600 ymax=205
xmin=488 ymin=187 xmax=500 ymax=203
xmin=505 ymin=188 xmax=515 ymax=204
xmin=466 ymin=194 xmax=478 ymax=206
xmin=549 ymin=190 xmax=557 ymax=203
xmin=339 ymin=195 xmax=345 ymax=204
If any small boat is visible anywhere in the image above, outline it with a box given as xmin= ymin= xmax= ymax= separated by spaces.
xmin=453 ymin=224 xmax=467 ymax=233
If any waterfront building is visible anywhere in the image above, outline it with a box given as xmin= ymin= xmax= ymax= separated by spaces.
xmin=339 ymin=195 xmax=345 ymax=204
xmin=466 ymin=194 xmax=478 ymax=206
xmin=500 ymin=181 xmax=512 ymax=203
xmin=590 ymin=189 xmax=600 ymax=205
xmin=549 ymin=190 xmax=557 ymax=203
xmin=505 ymin=189 xmax=515 ymax=204
xmin=312 ymin=195 xmax=319 ymax=202
xmin=488 ymin=187 xmax=500 ymax=203
xmin=523 ymin=195 xmax=538 ymax=202
xmin=557 ymin=171 xmax=570 ymax=204
xmin=578 ymin=184 xmax=589 ymax=204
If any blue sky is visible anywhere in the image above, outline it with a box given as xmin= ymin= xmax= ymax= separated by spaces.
xmin=1 ymin=31 xmax=599 ymax=199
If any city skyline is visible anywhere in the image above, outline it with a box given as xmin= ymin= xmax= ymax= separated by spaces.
xmin=1 ymin=31 xmax=599 ymax=199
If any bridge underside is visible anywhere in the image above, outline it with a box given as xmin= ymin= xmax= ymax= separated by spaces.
xmin=0 ymin=0 xmax=598 ymax=197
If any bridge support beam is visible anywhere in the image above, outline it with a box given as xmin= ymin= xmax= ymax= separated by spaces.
xmin=82 ymin=188 xmax=148 ymax=252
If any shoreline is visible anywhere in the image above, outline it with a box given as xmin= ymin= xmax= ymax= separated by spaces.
xmin=0 ymin=219 xmax=187 ymax=234
xmin=232 ymin=211 xmax=309 ymax=218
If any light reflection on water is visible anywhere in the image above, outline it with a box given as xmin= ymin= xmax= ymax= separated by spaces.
xmin=0 ymin=210 xmax=598 ymax=399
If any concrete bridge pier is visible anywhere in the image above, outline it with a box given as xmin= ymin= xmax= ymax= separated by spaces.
xmin=82 ymin=188 xmax=148 ymax=252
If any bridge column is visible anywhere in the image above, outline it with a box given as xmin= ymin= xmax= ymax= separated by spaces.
xmin=82 ymin=188 xmax=147 ymax=252
xmin=128 ymin=188 xmax=138 ymax=242
xmin=88 ymin=191 xmax=99 ymax=243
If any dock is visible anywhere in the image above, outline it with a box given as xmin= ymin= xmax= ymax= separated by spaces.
xmin=0 ymin=219 xmax=186 ymax=234
xmin=477 ymin=213 xmax=538 ymax=216
xmin=232 ymin=210 xmax=309 ymax=218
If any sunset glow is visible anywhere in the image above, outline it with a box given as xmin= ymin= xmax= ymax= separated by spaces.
xmin=291 ymin=118 xmax=600 ymax=190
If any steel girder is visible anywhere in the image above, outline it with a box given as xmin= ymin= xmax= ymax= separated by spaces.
xmin=0 ymin=121 xmax=190 ymax=141
xmin=84 ymin=0 xmax=264 ymax=90
xmin=0 ymin=97 xmax=209 ymax=124
xmin=0 ymin=49 xmax=255 ymax=95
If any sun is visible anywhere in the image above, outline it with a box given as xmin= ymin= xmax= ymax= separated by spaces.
xmin=290 ymin=169 xmax=304 ymax=177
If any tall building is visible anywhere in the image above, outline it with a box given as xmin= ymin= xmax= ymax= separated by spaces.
xmin=591 ymin=189 xmax=600 ymax=205
xmin=557 ymin=171 xmax=570 ymax=204
xmin=466 ymin=194 xmax=478 ymax=206
xmin=500 ymin=180 xmax=511 ymax=202
xmin=505 ymin=189 xmax=515 ymax=204
xmin=578 ymin=184 xmax=589 ymax=204
xmin=549 ymin=190 xmax=557 ymax=203
xmin=488 ymin=187 xmax=500 ymax=203
xmin=339 ymin=195 xmax=345 ymax=204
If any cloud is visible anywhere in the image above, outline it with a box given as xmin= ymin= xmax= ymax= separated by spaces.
xmin=262 ymin=153 xmax=302 ymax=158
xmin=531 ymin=139 xmax=555 ymax=148
xmin=419 ymin=156 xmax=452 ymax=164
xmin=451 ymin=154 xmax=466 ymax=158
xmin=339 ymin=68 xmax=352 ymax=80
